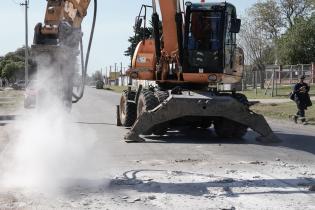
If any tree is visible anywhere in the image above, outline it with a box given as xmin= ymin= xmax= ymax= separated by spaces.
xmin=125 ymin=19 xmax=162 ymax=61
xmin=250 ymin=0 xmax=284 ymax=40
xmin=2 ymin=61 xmax=24 ymax=80
xmin=91 ymin=70 xmax=103 ymax=82
xmin=124 ymin=26 xmax=152 ymax=60
xmin=0 ymin=47 xmax=35 ymax=81
xmin=238 ymin=16 xmax=275 ymax=89
xmin=280 ymin=0 xmax=313 ymax=28
xmin=244 ymin=0 xmax=314 ymax=66
xmin=278 ymin=15 xmax=315 ymax=64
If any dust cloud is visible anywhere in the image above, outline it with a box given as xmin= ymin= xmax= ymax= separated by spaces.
xmin=0 ymin=53 xmax=98 ymax=194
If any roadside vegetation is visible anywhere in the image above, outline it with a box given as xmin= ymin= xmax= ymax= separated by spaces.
xmin=0 ymin=89 xmax=24 ymax=114
xmin=0 ymin=47 xmax=36 ymax=83
xmin=252 ymin=101 xmax=315 ymax=124
xmin=104 ymin=85 xmax=127 ymax=93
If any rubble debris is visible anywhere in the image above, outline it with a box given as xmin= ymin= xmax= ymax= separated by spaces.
xmin=249 ymin=161 xmax=265 ymax=165
xmin=225 ymin=169 xmax=237 ymax=174
xmin=147 ymin=195 xmax=156 ymax=200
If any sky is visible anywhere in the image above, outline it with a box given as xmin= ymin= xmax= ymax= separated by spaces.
xmin=0 ymin=0 xmax=257 ymax=75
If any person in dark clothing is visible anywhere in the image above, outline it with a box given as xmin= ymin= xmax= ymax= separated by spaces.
xmin=293 ymin=75 xmax=312 ymax=124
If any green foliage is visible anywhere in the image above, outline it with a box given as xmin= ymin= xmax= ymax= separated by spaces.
xmin=2 ymin=61 xmax=24 ymax=79
xmin=250 ymin=0 xmax=284 ymax=39
xmin=124 ymin=26 xmax=153 ymax=60
xmin=125 ymin=20 xmax=162 ymax=61
xmin=278 ymin=16 xmax=315 ymax=64
xmin=241 ymin=0 xmax=315 ymax=66
xmin=91 ymin=70 xmax=103 ymax=82
xmin=0 ymin=47 xmax=34 ymax=81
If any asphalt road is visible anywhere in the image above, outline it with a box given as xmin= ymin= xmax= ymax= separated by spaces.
xmin=0 ymin=87 xmax=315 ymax=209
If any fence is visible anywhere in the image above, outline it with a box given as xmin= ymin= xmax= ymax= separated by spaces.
xmin=243 ymin=63 xmax=314 ymax=96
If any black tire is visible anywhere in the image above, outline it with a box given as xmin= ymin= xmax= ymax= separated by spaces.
xmin=232 ymin=123 xmax=248 ymax=138
xmin=137 ymin=89 xmax=159 ymax=117
xmin=152 ymin=123 xmax=169 ymax=136
xmin=199 ymin=120 xmax=212 ymax=129
xmin=155 ymin=90 xmax=169 ymax=103
xmin=116 ymin=105 xmax=122 ymax=126
xmin=214 ymin=118 xmax=248 ymax=139
xmin=137 ymin=89 xmax=160 ymax=135
xmin=119 ymin=91 xmax=137 ymax=127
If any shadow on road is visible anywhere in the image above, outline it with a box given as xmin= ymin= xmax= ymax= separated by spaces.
xmin=0 ymin=115 xmax=17 ymax=126
xmin=76 ymin=121 xmax=116 ymax=126
xmin=0 ymin=115 xmax=16 ymax=121
xmin=143 ymin=128 xmax=315 ymax=155
xmin=61 ymin=169 xmax=314 ymax=197
xmin=108 ymin=169 xmax=315 ymax=197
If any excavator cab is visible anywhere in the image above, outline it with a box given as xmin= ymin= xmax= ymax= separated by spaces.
xmin=186 ymin=10 xmax=225 ymax=73
xmin=184 ymin=3 xmax=240 ymax=74
xmin=129 ymin=1 xmax=244 ymax=85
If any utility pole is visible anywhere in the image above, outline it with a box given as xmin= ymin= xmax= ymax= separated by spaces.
xmin=114 ymin=63 xmax=117 ymax=86
xmin=120 ymin=62 xmax=123 ymax=86
xmin=21 ymin=0 xmax=29 ymax=86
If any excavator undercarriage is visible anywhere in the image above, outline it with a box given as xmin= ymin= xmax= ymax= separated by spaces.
xmin=117 ymin=87 xmax=280 ymax=143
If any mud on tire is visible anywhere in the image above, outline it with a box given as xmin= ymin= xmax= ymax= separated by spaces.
xmin=155 ymin=90 xmax=169 ymax=103
xmin=137 ymin=89 xmax=159 ymax=117
xmin=137 ymin=89 xmax=162 ymax=135
xmin=119 ymin=90 xmax=137 ymax=127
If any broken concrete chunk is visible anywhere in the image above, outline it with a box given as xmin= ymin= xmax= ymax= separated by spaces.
xmin=147 ymin=195 xmax=156 ymax=200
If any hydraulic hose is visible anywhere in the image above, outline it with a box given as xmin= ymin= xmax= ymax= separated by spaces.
xmin=73 ymin=0 xmax=97 ymax=103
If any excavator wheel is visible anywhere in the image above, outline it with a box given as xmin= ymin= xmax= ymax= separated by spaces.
xmin=214 ymin=118 xmax=248 ymax=139
xmin=155 ymin=90 xmax=169 ymax=103
xmin=137 ymin=89 xmax=159 ymax=117
xmin=119 ymin=90 xmax=137 ymax=127
xmin=199 ymin=120 xmax=212 ymax=129
xmin=137 ymin=89 xmax=160 ymax=135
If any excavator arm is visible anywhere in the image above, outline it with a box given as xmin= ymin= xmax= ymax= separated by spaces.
xmin=32 ymin=0 xmax=97 ymax=110
xmin=34 ymin=0 xmax=92 ymax=47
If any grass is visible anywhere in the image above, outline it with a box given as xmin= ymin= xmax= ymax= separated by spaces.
xmin=241 ymin=84 xmax=315 ymax=99
xmin=103 ymin=86 xmax=128 ymax=93
xmin=251 ymin=101 xmax=315 ymax=124
xmin=0 ymin=89 xmax=24 ymax=113
xmin=0 ymin=89 xmax=24 ymax=98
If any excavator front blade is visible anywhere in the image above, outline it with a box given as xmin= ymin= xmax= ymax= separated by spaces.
xmin=125 ymin=91 xmax=281 ymax=143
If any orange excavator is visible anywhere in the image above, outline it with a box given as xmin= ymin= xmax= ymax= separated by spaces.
xmin=31 ymin=0 xmax=97 ymax=109
xmin=118 ymin=0 xmax=280 ymax=143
